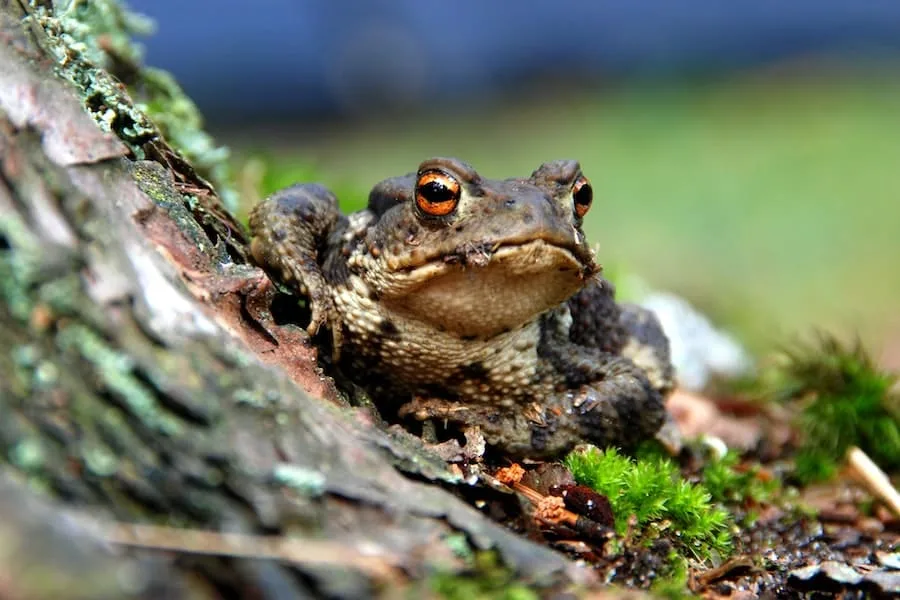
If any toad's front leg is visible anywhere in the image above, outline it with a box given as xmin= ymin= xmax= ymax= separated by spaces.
xmin=249 ymin=183 xmax=347 ymax=348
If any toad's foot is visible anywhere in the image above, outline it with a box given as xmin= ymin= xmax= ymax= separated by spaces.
xmin=249 ymin=183 xmax=347 ymax=356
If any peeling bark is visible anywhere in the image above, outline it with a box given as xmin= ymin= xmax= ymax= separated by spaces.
xmin=0 ymin=2 xmax=587 ymax=597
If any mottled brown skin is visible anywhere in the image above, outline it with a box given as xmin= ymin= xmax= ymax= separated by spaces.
xmin=249 ymin=157 xmax=674 ymax=458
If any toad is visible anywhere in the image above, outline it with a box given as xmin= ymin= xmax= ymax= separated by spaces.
xmin=249 ymin=157 xmax=674 ymax=458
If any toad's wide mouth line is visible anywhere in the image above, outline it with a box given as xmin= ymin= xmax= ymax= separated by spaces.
xmin=390 ymin=236 xmax=596 ymax=274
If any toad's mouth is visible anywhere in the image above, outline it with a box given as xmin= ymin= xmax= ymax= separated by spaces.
xmin=380 ymin=239 xmax=599 ymax=339
xmin=386 ymin=232 xmax=597 ymax=276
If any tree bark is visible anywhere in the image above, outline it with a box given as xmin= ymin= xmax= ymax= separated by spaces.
xmin=0 ymin=2 xmax=586 ymax=597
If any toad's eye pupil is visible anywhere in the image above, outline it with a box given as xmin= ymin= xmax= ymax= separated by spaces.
xmin=572 ymin=178 xmax=592 ymax=218
xmin=415 ymin=170 xmax=461 ymax=216
xmin=421 ymin=180 xmax=452 ymax=202
xmin=574 ymin=183 xmax=592 ymax=206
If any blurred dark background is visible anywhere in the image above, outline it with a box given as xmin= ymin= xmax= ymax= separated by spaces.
xmin=130 ymin=0 xmax=900 ymax=361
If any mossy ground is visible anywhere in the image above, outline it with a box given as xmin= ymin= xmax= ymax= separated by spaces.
xmin=565 ymin=445 xmax=733 ymax=562
xmin=555 ymin=337 xmax=899 ymax=596
xmin=422 ymin=335 xmax=899 ymax=598
xmin=773 ymin=336 xmax=900 ymax=484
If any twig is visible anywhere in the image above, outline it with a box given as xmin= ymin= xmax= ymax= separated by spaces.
xmin=694 ymin=556 xmax=757 ymax=586
xmin=103 ymin=523 xmax=404 ymax=583
xmin=487 ymin=471 xmax=613 ymax=544
xmin=846 ymin=446 xmax=900 ymax=518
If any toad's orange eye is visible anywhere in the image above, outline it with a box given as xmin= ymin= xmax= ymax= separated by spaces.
xmin=572 ymin=176 xmax=592 ymax=219
xmin=415 ymin=170 xmax=461 ymax=217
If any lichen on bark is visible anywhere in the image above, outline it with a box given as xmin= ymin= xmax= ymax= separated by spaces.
xmin=25 ymin=0 xmax=239 ymax=210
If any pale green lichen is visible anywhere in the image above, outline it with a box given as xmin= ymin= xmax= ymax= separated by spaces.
xmin=9 ymin=438 xmax=46 ymax=472
xmin=7 ymin=347 xmax=36 ymax=397
xmin=233 ymin=388 xmax=270 ymax=408
xmin=55 ymin=324 xmax=183 ymax=436
xmin=37 ymin=276 xmax=83 ymax=319
xmin=83 ymin=444 xmax=119 ymax=477
xmin=442 ymin=533 xmax=474 ymax=561
xmin=25 ymin=0 xmax=238 ymax=211
xmin=33 ymin=360 xmax=60 ymax=388
xmin=11 ymin=345 xmax=40 ymax=368
xmin=49 ymin=0 xmax=153 ymax=68
xmin=215 ymin=340 xmax=259 ymax=369
xmin=97 ymin=406 xmax=163 ymax=470
xmin=28 ymin=0 xmax=157 ymax=150
xmin=272 ymin=464 xmax=326 ymax=497
xmin=0 ymin=215 xmax=45 ymax=321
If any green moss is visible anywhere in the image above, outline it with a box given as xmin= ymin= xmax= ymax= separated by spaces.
xmin=428 ymin=552 xmax=539 ymax=600
xmin=774 ymin=336 xmax=900 ymax=483
xmin=702 ymin=450 xmax=780 ymax=506
xmin=565 ymin=446 xmax=732 ymax=562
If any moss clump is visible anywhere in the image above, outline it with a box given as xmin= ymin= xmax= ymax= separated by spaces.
xmin=702 ymin=450 xmax=780 ymax=506
xmin=775 ymin=336 xmax=900 ymax=483
xmin=565 ymin=446 xmax=732 ymax=562
xmin=428 ymin=552 xmax=538 ymax=600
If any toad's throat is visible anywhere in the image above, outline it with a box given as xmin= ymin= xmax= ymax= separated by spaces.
xmin=381 ymin=239 xmax=594 ymax=339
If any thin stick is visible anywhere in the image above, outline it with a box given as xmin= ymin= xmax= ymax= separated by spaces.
xmin=846 ymin=446 xmax=900 ymax=518
xmin=103 ymin=523 xmax=403 ymax=582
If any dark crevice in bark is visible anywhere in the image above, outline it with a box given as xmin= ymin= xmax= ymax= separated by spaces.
xmin=270 ymin=288 xmax=313 ymax=328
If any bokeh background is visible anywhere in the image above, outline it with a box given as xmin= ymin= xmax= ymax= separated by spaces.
xmin=130 ymin=0 xmax=900 ymax=363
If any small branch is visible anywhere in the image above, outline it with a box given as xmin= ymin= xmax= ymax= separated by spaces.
xmin=104 ymin=523 xmax=404 ymax=583
xmin=846 ymin=446 xmax=900 ymax=518
xmin=490 ymin=468 xmax=613 ymax=545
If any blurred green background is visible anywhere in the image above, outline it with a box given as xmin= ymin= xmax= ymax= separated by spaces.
xmin=227 ymin=67 xmax=900 ymax=361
